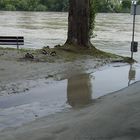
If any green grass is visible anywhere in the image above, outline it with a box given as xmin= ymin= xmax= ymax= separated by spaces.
xmin=0 ymin=45 xmax=134 ymax=63
xmin=0 ymin=47 xmax=33 ymax=52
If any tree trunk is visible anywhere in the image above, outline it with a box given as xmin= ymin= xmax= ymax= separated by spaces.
xmin=66 ymin=0 xmax=90 ymax=47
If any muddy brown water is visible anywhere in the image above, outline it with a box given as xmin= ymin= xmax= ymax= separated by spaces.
xmin=1 ymin=12 xmax=140 ymax=130
xmin=0 ymin=12 xmax=140 ymax=61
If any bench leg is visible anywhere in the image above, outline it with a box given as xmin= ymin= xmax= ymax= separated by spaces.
xmin=17 ymin=45 xmax=19 ymax=49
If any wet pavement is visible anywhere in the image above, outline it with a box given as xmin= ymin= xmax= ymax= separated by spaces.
xmin=0 ymin=63 xmax=140 ymax=130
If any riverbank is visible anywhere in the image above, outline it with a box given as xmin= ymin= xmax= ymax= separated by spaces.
xmin=0 ymin=80 xmax=140 ymax=140
xmin=0 ymin=46 xmax=125 ymax=96
xmin=0 ymin=47 xmax=139 ymax=140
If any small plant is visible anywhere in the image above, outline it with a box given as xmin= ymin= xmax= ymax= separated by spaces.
xmin=89 ymin=0 xmax=98 ymax=39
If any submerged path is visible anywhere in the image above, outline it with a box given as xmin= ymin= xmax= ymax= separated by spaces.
xmin=0 ymin=63 xmax=140 ymax=131
xmin=0 ymin=80 xmax=140 ymax=140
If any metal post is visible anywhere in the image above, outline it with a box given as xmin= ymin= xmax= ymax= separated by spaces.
xmin=131 ymin=3 xmax=137 ymax=59
xmin=17 ymin=36 xmax=19 ymax=49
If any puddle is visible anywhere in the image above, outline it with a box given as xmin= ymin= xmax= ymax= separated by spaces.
xmin=0 ymin=63 xmax=140 ymax=130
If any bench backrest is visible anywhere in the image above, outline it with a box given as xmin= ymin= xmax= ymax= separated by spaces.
xmin=0 ymin=36 xmax=24 ymax=45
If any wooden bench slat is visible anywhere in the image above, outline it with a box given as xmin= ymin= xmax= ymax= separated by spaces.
xmin=0 ymin=38 xmax=24 ymax=41
xmin=0 ymin=36 xmax=24 ymax=39
xmin=0 ymin=42 xmax=24 ymax=45
xmin=0 ymin=40 xmax=24 ymax=42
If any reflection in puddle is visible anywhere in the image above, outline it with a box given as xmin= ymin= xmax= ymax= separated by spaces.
xmin=67 ymin=74 xmax=92 ymax=107
xmin=91 ymin=64 xmax=140 ymax=99
xmin=0 ymin=64 xmax=140 ymax=130
xmin=67 ymin=64 xmax=140 ymax=106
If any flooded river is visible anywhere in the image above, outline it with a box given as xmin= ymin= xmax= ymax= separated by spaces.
xmin=1 ymin=12 xmax=140 ymax=130
xmin=0 ymin=12 xmax=140 ymax=61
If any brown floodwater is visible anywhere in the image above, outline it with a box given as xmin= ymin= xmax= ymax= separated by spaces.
xmin=0 ymin=12 xmax=140 ymax=61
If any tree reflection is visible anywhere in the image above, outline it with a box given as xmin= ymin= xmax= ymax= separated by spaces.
xmin=67 ymin=74 xmax=92 ymax=108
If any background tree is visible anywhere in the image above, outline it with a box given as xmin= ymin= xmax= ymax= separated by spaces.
xmin=0 ymin=0 xmax=69 ymax=11
xmin=121 ymin=0 xmax=131 ymax=13
xmin=0 ymin=0 xmax=132 ymax=13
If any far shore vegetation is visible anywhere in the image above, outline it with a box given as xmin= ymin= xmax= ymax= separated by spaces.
xmin=0 ymin=0 xmax=139 ymax=13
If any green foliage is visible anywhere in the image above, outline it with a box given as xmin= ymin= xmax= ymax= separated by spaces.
xmin=36 ymin=4 xmax=47 ymax=11
xmin=121 ymin=0 xmax=131 ymax=9
xmin=0 ymin=0 xmax=68 ymax=11
xmin=89 ymin=0 xmax=97 ymax=38
xmin=138 ymin=0 xmax=140 ymax=5
xmin=95 ymin=0 xmax=122 ymax=13
xmin=5 ymin=4 xmax=16 ymax=11
xmin=0 ymin=0 xmax=133 ymax=13
xmin=121 ymin=0 xmax=131 ymax=13
xmin=95 ymin=0 xmax=132 ymax=13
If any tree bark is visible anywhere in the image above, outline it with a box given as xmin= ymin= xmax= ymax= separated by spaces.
xmin=66 ymin=0 xmax=90 ymax=47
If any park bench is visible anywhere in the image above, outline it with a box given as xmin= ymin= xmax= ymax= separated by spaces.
xmin=0 ymin=36 xmax=24 ymax=49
